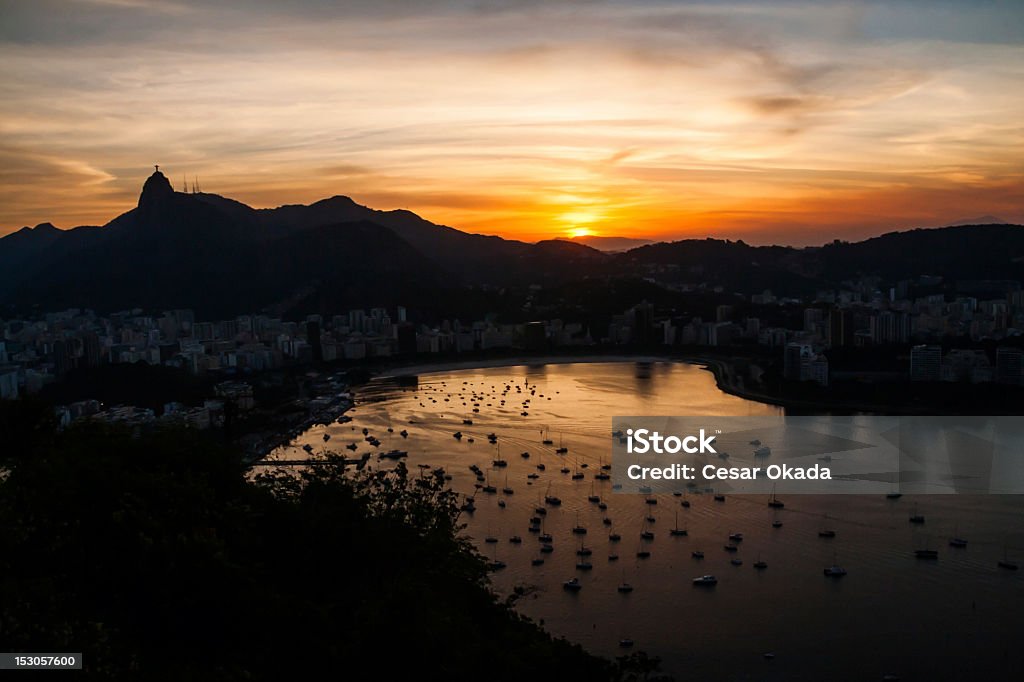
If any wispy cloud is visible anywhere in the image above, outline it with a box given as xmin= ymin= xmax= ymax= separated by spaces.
xmin=0 ymin=0 xmax=1022 ymax=242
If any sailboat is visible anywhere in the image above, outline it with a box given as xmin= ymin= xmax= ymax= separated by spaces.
xmin=767 ymin=483 xmax=784 ymax=508
xmin=502 ymin=472 xmax=514 ymax=495
xmin=998 ymin=543 xmax=1019 ymax=570
xmin=949 ymin=524 xmax=967 ymax=548
xmin=914 ymin=534 xmax=938 ymax=559
xmin=588 ymin=482 xmax=600 ymax=503
xmin=555 ymin=432 xmax=568 ymax=454
xmin=669 ymin=510 xmax=688 ymax=536
xmin=572 ymin=512 xmax=587 ymax=535
xmin=909 ymin=503 xmax=925 ymax=524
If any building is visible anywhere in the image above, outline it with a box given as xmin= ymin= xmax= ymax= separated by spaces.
xmin=996 ymin=347 xmax=1024 ymax=386
xmin=910 ymin=345 xmax=942 ymax=382
xmin=783 ymin=342 xmax=829 ymax=386
xmin=0 ymin=366 xmax=18 ymax=400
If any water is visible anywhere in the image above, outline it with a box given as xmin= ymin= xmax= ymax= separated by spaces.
xmin=273 ymin=360 xmax=1024 ymax=680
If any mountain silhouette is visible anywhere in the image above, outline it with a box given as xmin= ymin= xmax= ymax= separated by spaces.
xmin=0 ymin=170 xmax=603 ymax=316
xmin=2 ymin=170 xmax=1022 ymax=317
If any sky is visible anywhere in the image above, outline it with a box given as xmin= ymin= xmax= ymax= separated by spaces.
xmin=1 ymin=0 xmax=1022 ymax=245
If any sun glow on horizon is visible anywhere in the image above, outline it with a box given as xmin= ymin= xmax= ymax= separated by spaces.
xmin=0 ymin=1 xmax=1022 ymax=244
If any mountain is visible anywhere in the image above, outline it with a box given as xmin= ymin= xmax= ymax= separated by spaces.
xmin=947 ymin=215 xmax=1007 ymax=226
xmin=565 ymin=235 xmax=656 ymax=252
xmin=2 ymin=170 xmax=1021 ymax=318
xmin=0 ymin=170 xmax=605 ymax=317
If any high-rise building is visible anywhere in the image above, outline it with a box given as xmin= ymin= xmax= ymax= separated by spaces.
xmin=996 ymin=347 xmax=1024 ymax=386
xmin=910 ymin=345 xmax=942 ymax=382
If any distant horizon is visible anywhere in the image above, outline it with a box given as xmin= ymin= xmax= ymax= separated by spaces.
xmin=2 ymin=1 xmax=1023 ymax=244
xmin=4 ymin=169 xmax=1017 ymax=250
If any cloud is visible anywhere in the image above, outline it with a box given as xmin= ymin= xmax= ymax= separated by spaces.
xmin=0 ymin=0 xmax=1022 ymax=240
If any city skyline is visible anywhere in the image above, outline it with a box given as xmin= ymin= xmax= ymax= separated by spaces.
xmin=2 ymin=0 xmax=1024 ymax=244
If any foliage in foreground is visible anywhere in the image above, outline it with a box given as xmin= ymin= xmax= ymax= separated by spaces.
xmin=0 ymin=404 xmax=668 ymax=680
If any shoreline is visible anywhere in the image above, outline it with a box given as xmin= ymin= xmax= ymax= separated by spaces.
xmin=374 ymin=354 xmax=677 ymax=378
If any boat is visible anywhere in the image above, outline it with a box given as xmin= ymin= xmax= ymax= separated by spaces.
xmin=754 ymin=559 xmax=768 ymax=570
xmin=617 ymin=583 xmax=634 ymax=593
xmin=608 ymin=553 xmax=619 ymax=561
xmin=645 ymin=497 xmax=658 ymax=505
xmin=563 ymin=578 xmax=582 ymax=591
xmin=553 ymin=431 xmax=569 ymax=454
xmin=823 ymin=565 xmax=847 ymax=577
xmin=531 ymin=557 xmax=545 ymax=566
xmin=636 ymin=550 xmax=651 ymax=559
xmin=302 ymin=443 xmax=314 ymax=453
xmin=609 ymin=533 xmax=621 ymax=542
xmin=692 ymin=550 xmax=704 ymax=559
xmin=768 ymin=484 xmax=784 ymax=508
xmin=345 ymin=443 xmax=358 ymax=451
xmin=575 ymin=561 xmax=593 ymax=571
xmin=692 ymin=575 xmax=718 ymax=586
xmin=322 ymin=433 xmax=331 ymax=442
xmin=521 ymin=451 xmax=530 ymax=459
xmin=713 ymin=494 xmax=726 ymax=502
xmin=753 ymin=445 xmax=771 ymax=458
xmin=379 ymin=449 xmax=408 ymax=460
xmin=730 ymin=558 xmax=743 ymax=566
xmin=560 ymin=466 xmax=571 ymax=474
xmin=598 ymin=501 xmax=608 ymax=510
xmin=618 ymin=639 xmax=634 ymax=648
xmin=999 ymin=544 xmax=1019 ymax=570
xmin=572 ymin=525 xmax=587 ymax=535
xmin=588 ymin=484 xmax=600 ymax=503
xmin=641 ymin=530 xmax=655 ymax=540
xmin=461 ymin=497 xmax=476 ymax=513
xmin=527 ymin=473 xmax=539 ymax=480
xmin=949 ymin=527 xmax=968 ymax=548
xmin=576 ymin=546 xmax=593 ymax=556
xmin=540 ymin=544 xmax=554 ymax=554
xmin=681 ymin=499 xmax=691 ymax=508
xmin=723 ymin=543 xmax=738 ymax=552
xmin=771 ymin=521 xmax=783 ymax=528
xmin=602 ymin=517 xmax=612 ymax=526
xmin=914 ymin=549 xmax=938 ymax=560
xmin=484 ymin=535 xmax=498 ymax=544
xmin=509 ymin=535 xmax=523 ymax=544
xmin=886 ymin=492 xmax=903 ymax=499
xmin=818 ymin=530 xmax=836 ymax=538
xmin=453 ymin=431 xmax=462 ymax=440
xmin=497 ymin=500 xmax=506 ymax=508
xmin=487 ymin=560 xmax=507 ymax=570
xmin=909 ymin=504 xmax=925 ymax=524
xmin=728 ymin=532 xmax=743 ymax=542
xmin=670 ymin=511 xmax=688 ymax=536
xmin=536 ymin=463 xmax=546 ymax=471
xmin=399 ymin=430 xmax=408 ymax=438
xmin=463 ymin=419 xmax=473 ymax=425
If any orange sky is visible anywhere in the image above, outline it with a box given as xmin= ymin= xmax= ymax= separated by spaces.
xmin=1 ymin=1 xmax=1022 ymax=245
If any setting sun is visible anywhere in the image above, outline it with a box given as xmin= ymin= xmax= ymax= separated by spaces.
xmin=568 ymin=227 xmax=594 ymax=239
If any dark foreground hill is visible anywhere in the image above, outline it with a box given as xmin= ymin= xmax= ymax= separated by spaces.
xmin=0 ymin=403 xmax=666 ymax=681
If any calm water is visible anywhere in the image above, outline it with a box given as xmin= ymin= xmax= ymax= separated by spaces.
xmin=274 ymin=361 xmax=1024 ymax=680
